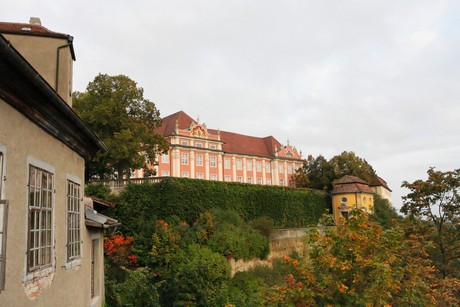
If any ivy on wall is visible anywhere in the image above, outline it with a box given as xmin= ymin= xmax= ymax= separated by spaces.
xmin=111 ymin=178 xmax=329 ymax=234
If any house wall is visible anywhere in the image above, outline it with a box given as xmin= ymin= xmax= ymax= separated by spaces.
xmin=371 ymin=186 xmax=392 ymax=204
xmin=0 ymin=100 xmax=98 ymax=306
xmin=2 ymin=33 xmax=73 ymax=106
xmin=332 ymin=192 xmax=374 ymax=224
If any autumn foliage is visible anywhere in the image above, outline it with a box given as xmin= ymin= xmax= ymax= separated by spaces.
xmin=272 ymin=209 xmax=460 ymax=306
xmin=104 ymin=234 xmax=138 ymax=268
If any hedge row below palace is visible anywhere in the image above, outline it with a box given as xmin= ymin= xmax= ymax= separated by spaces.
xmin=110 ymin=177 xmax=330 ymax=234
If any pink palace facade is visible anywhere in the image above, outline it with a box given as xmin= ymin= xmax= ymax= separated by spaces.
xmin=134 ymin=111 xmax=304 ymax=187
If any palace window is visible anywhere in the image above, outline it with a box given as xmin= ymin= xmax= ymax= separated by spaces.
xmin=196 ymin=142 xmax=203 ymax=148
xmin=257 ymin=178 xmax=262 ymax=185
xmin=181 ymin=140 xmax=189 ymax=146
xmin=247 ymin=177 xmax=252 ymax=184
xmin=162 ymin=171 xmax=170 ymax=177
xmin=209 ymin=143 xmax=217 ymax=150
xmin=224 ymin=175 xmax=230 ymax=182
xmin=266 ymin=178 xmax=272 ymax=185
xmin=247 ymin=161 xmax=252 ymax=171
xmin=265 ymin=163 xmax=271 ymax=173
xmin=279 ymin=164 xmax=284 ymax=173
xmin=210 ymin=156 xmax=216 ymax=167
xmin=237 ymin=176 xmax=242 ymax=183
xmin=256 ymin=162 xmax=262 ymax=172
xmin=280 ymin=179 xmax=285 ymax=186
xmin=224 ymin=158 xmax=230 ymax=170
xmin=210 ymin=174 xmax=217 ymax=181
xmin=28 ymin=165 xmax=54 ymax=272
xmin=67 ymin=180 xmax=81 ymax=261
xmin=181 ymin=172 xmax=189 ymax=178
xmin=197 ymin=173 xmax=203 ymax=179
xmin=287 ymin=165 xmax=293 ymax=174
xmin=181 ymin=153 xmax=188 ymax=165
xmin=236 ymin=160 xmax=242 ymax=170
xmin=196 ymin=155 xmax=203 ymax=166
xmin=161 ymin=153 xmax=169 ymax=164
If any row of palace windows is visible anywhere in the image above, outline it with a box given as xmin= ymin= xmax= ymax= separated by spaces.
xmin=164 ymin=170 xmax=286 ymax=186
xmin=162 ymin=153 xmax=296 ymax=174
xmin=180 ymin=140 xmax=218 ymax=150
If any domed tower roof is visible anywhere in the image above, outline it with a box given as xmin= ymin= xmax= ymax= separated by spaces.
xmin=331 ymin=175 xmax=373 ymax=195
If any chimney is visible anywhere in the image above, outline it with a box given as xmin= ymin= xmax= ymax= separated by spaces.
xmin=29 ymin=17 xmax=42 ymax=26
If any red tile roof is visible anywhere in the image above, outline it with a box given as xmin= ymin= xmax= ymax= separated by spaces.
xmin=159 ymin=111 xmax=294 ymax=159
xmin=331 ymin=175 xmax=373 ymax=195
xmin=370 ymin=176 xmax=392 ymax=192
xmin=0 ymin=21 xmax=68 ymax=39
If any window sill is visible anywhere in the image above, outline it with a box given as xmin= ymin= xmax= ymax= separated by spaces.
xmin=63 ymin=258 xmax=82 ymax=270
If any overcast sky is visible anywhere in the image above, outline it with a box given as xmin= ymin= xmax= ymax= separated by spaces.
xmin=5 ymin=1 xmax=460 ymax=210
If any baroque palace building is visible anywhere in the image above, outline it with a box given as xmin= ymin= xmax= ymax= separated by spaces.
xmin=134 ymin=111 xmax=304 ymax=186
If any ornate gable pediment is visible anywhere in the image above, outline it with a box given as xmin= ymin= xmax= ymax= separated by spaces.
xmin=278 ymin=145 xmax=302 ymax=159
xmin=189 ymin=122 xmax=208 ymax=138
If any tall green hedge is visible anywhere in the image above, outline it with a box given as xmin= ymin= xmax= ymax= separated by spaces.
xmin=112 ymin=178 xmax=329 ymax=234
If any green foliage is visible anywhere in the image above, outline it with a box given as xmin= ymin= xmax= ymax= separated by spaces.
xmin=73 ymin=74 xmax=168 ymax=180
xmin=112 ymin=178 xmax=328 ymax=232
xmin=85 ymin=182 xmax=111 ymax=199
xmin=105 ymin=267 xmax=160 ymax=307
xmin=248 ymin=215 xmax=275 ymax=237
xmin=293 ymin=151 xmax=377 ymax=190
xmin=159 ymin=244 xmax=230 ymax=306
xmin=372 ymin=194 xmax=402 ymax=229
xmin=402 ymin=167 xmax=460 ymax=278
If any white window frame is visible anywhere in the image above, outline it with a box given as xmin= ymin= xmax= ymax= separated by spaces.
xmin=210 ymin=174 xmax=217 ymax=181
xmin=161 ymin=153 xmax=169 ymax=164
xmin=224 ymin=158 xmax=230 ymax=170
xmin=162 ymin=171 xmax=170 ymax=177
xmin=266 ymin=178 xmax=272 ymax=185
xmin=247 ymin=161 xmax=252 ymax=171
xmin=210 ymin=156 xmax=217 ymax=168
xmin=280 ymin=179 xmax=285 ymax=186
xmin=236 ymin=160 xmax=242 ymax=171
xmin=287 ymin=165 xmax=293 ymax=174
xmin=265 ymin=162 xmax=271 ymax=173
xmin=237 ymin=176 xmax=242 ymax=183
xmin=196 ymin=173 xmax=204 ymax=179
xmin=66 ymin=179 xmax=81 ymax=264
xmin=181 ymin=153 xmax=189 ymax=165
xmin=247 ymin=177 xmax=252 ymax=184
xmin=181 ymin=140 xmax=189 ymax=146
xmin=256 ymin=162 xmax=262 ymax=172
xmin=257 ymin=178 xmax=262 ymax=185
xmin=27 ymin=164 xmax=54 ymax=273
xmin=181 ymin=172 xmax=189 ymax=178
xmin=209 ymin=143 xmax=217 ymax=150
xmin=195 ymin=142 xmax=203 ymax=148
xmin=224 ymin=175 xmax=230 ymax=182
xmin=196 ymin=155 xmax=203 ymax=166
xmin=279 ymin=164 xmax=284 ymax=173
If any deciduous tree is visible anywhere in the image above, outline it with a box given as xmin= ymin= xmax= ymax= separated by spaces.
xmin=73 ymin=74 xmax=168 ymax=180
xmin=401 ymin=167 xmax=460 ymax=278
xmin=292 ymin=151 xmax=377 ymax=190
